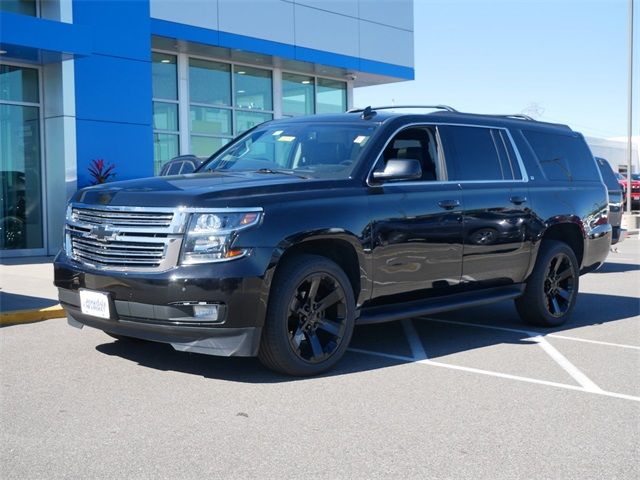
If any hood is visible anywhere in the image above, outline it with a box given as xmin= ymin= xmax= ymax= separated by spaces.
xmin=73 ymin=171 xmax=349 ymax=208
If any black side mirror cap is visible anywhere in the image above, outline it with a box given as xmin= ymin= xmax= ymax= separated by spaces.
xmin=371 ymin=158 xmax=422 ymax=183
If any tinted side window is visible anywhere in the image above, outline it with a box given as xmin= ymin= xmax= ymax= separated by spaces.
xmin=167 ymin=162 xmax=182 ymax=175
xmin=180 ymin=161 xmax=196 ymax=174
xmin=442 ymin=126 xmax=506 ymax=181
xmin=523 ymin=130 xmax=599 ymax=181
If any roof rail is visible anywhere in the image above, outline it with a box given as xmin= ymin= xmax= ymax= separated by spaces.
xmin=489 ymin=114 xmax=536 ymax=121
xmin=348 ymin=104 xmax=459 ymax=114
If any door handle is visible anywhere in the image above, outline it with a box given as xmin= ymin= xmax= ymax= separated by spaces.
xmin=510 ymin=195 xmax=527 ymax=205
xmin=438 ymin=199 xmax=460 ymax=210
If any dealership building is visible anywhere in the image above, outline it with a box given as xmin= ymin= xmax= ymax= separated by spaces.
xmin=0 ymin=0 xmax=414 ymax=256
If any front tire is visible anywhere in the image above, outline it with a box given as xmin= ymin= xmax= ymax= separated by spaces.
xmin=516 ymin=240 xmax=579 ymax=327
xmin=259 ymin=254 xmax=356 ymax=376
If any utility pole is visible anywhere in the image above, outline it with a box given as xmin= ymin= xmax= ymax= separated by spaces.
xmin=626 ymin=0 xmax=634 ymax=213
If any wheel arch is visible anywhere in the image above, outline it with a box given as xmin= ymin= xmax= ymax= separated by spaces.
xmin=526 ymin=219 xmax=584 ymax=280
xmin=265 ymin=231 xmax=371 ymax=308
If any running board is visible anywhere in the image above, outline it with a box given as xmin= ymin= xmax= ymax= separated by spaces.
xmin=356 ymin=284 xmax=525 ymax=325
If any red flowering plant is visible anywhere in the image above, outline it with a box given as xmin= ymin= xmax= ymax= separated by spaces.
xmin=88 ymin=158 xmax=116 ymax=184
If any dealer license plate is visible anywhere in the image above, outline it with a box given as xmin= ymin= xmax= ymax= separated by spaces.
xmin=79 ymin=289 xmax=111 ymax=319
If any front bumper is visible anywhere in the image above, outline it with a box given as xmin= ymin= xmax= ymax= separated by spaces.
xmin=54 ymin=248 xmax=275 ymax=357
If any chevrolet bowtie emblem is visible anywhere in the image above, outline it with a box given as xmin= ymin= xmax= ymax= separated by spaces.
xmin=87 ymin=225 xmax=119 ymax=242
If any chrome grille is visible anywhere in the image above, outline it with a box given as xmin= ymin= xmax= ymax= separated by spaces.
xmin=71 ymin=237 xmax=166 ymax=268
xmin=67 ymin=206 xmax=182 ymax=271
xmin=72 ymin=207 xmax=173 ymax=228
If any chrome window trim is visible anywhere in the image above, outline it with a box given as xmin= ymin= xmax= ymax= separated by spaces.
xmin=366 ymin=122 xmax=530 ymax=187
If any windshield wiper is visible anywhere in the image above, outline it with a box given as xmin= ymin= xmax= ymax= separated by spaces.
xmin=254 ymin=168 xmax=308 ymax=179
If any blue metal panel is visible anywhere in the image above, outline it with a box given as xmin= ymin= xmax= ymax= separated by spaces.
xmin=76 ymin=120 xmax=153 ymax=186
xmin=151 ymin=18 xmax=220 ymax=46
xmin=72 ymin=1 xmax=151 ymax=61
xmin=0 ymin=11 xmax=91 ymax=59
xmin=72 ymin=0 xmax=153 ymax=188
xmin=149 ymin=18 xmax=414 ymax=80
xmin=219 ymin=31 xmax=296 ymax=59
xmin=74 ymin=54 xmax=152 ymax=125
xmin=294 ymin=46 xmax=359 ymax=72
xmin=359 ymin=59 xmax=415 ymax=81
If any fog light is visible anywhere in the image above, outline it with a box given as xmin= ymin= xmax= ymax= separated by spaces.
xmin=192 ymin=304 xmax=219 ymax=321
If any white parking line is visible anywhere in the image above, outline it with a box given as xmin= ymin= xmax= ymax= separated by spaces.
xmin=418 ymin=317 xmax=604 ymax=392
xmin=351 ymin=315 xmax=640 ymax=403
xmin=419 ymin=316 xmax=640 ymax=350
xmin=348 ymin=347 xmax=640 ymax=403
xmin=531 ymin=335 xmax=603 ymax=392
xmin=546 ymin=334 xmax=640 ymax=350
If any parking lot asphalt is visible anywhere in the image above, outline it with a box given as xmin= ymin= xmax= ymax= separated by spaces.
xmin=1 ymin=238 xmax=638 ymax=479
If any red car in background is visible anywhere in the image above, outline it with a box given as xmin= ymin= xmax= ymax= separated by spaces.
xmin=616 ymin=172 xmax=640 ymax=209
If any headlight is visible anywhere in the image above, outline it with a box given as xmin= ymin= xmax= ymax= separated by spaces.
xmin=65 ymin=204 xmax=76 ymax=223
xmin=180 ymin=210 xmax=262 ymax=264
xmin=64 ymin=204 xmax=74 ymax=257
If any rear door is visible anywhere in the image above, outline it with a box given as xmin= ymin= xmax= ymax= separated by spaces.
xmin=439 ymin=125 xmax=532 ymax=285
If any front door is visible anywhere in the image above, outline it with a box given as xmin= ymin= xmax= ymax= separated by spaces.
xmin=368 ymin=126 xmax=464 ymax=302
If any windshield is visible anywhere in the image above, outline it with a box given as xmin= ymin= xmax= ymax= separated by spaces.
xmin=199 ymin=123 xmax=378 ymax=179
xmin=631 ymin=174 xmax=640 ymax=181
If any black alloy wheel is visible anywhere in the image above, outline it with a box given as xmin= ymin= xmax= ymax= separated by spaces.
xmin=543 ymin=252 xmax=576 ymax=317
xmin=286 ymin=273 xmax=348 ymax=363
xmin=259 ymin=254 xmax=356 ymax=376
xmin=515 ymin=240 xmax=579 ymax=327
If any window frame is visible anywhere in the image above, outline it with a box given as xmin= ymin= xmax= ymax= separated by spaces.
xmin=152 ymin=49 xmax=351 ymax=160
xmin=151 ymin=52 xmax=180 ymax=174
xmin=366 ymin=122 xmax=529 ymax=187
xmin=0 ymin=59 xmax=47 ymax=256
xmin=0 ymin=0 xmax=39 ymax=17
xmin=280 ymin=69 xmax=348 ymax=117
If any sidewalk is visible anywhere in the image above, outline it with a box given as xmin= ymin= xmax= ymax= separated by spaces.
xmin=0 ymin=257 xmax=64 ymax=325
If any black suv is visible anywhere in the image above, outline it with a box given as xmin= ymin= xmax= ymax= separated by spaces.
xmin=54 ymin=106 xmax=611 ymax=376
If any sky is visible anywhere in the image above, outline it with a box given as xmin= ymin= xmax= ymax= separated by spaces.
xmin=354 ymin=0 xmax=639 ymax=139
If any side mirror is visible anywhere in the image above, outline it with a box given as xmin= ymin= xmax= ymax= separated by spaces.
xmin=371 ymin=158 xmax=422 ymax=183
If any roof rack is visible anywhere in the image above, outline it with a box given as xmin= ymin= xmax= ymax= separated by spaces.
xmin=489 ymin=114 xmax=536 ymax=121
xmin=348 ymin=104 xmax=459 ymax=114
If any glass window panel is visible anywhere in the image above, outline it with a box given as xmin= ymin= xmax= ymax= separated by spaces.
xmin=0 ymin=64 xmax=39 ymax=103
xmin=167 ymin=162 xmax=182 ymax=176
xmin=180 ymin=162 xmax=196 ymax=174
xmin=152 ymin=53 xmax=177 ymax=100
xmin=316 ymin=78 xmax=346 ymax=114
xmin=234 ymin=66 xmax=272 ymax=110
xmin=0 ymin=0 xmax=37 ymax=16
xmin=190 ymin=135 xmax=230 ymax=157
xmin=235 ymin=111 xmax=273 ymax=135
xmin=190 ymin=106 xmax=231 ymax=136
xmin=153 ymin=133 xmax=179 ymax=174
xmin=0 ymin=104 xmax=43 ymax=250
xmin=282 ymin=73 xmax=314 ymax=116
xmin=153 ymin=102 xmax=178 ymax=132
xmin=189 ymin=59 xmax=231 ymax=106
xmin=442 ymin=126 xmax=504 ymax=181
xmin=523 ymin=129 xmax=600 ymax=182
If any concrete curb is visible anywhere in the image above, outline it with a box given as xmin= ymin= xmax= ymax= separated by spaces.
xmin=0 ymin=305 xmax=65 ymax=326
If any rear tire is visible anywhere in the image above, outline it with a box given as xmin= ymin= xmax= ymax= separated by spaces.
xmin=516 ymin=240 xmax=579 ymax=327
xmin=259 ymin=254 xmax=356 ymax=376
